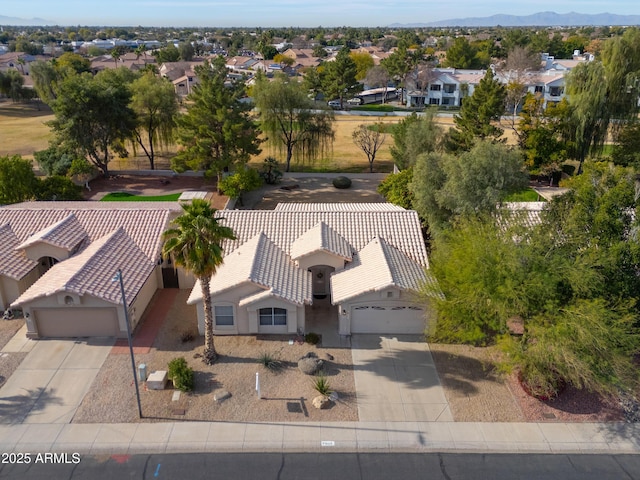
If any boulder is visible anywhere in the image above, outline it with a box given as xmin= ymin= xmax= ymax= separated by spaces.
xmin=298 ymin=357 xmax=323 ymax=375
xmin=312 ymin=395 xmax=332 ymax=409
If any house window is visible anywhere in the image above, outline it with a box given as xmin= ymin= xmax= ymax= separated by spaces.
xmin=443 ymin=84 xmax=456 ymax=94
xmin=214 ymin=305 xmax=234 ymax=326
xmin=259 ymin=307 xmax=287 ymax=326
xmin=534 ymin=85 xmax=544 ymax=94
xmin=429 ymin=84 xmax=441 ymax=91
xmin=429 ymin=98 xmax=440 ymax=105
xmin=549 ymin=86 xmax=564 ymax=97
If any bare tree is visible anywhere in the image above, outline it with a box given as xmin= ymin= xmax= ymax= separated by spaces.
xmin=505 ymin=46 xmax=541 ymax=72
xmin=406 ymin=61 xmax=438 ymax=98
xmin=364 ymin=65 xmax=390 ymax=102
xmin=352 ymin=123 xmax=386 ymax=173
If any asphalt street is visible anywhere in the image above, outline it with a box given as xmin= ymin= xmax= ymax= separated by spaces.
xmin=1 ymin=453 xmax=640 ymax=480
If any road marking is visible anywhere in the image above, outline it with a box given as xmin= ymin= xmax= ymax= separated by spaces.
xmin=154 ymin=463 xmax=161 ymax=477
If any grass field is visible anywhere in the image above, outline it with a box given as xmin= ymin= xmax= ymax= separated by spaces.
xmin=100 ymin=192 xmax=182 ymax=201
xmin=0 ymin=102 xmax=54 ymax=158
xmin=503 ymin=188 xmax=544 ymax=202
xmin=0 ymin=100 xmax=511 ymax=173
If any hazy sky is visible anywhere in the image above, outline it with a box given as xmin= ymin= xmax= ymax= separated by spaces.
xmin=4 ymin=0 xmax=640 ymax=27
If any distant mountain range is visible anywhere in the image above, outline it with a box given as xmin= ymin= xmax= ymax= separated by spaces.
xmin=0 ymin=15 xmax=53 ymax=26
xmin=390 ymin=11 xmax=640 ymax=28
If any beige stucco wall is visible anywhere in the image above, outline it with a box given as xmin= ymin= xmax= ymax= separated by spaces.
xmin=127 ymin=270 xmax=159 ymax=331
xmin=194 ymin=282 xmax=305 ymax=336
xmin=22 ymin=243 xmax=71 ymax=263
xmin=0 ymin=277 xmax=20 ymax=311
xmin=295 ymin=251 xmax=347 ymax=272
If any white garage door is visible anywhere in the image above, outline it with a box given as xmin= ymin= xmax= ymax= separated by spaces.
xmin=34 ymin=308 xmax=119 ymax=338
xmin=350 ymin=304 xmax=426 ymax=334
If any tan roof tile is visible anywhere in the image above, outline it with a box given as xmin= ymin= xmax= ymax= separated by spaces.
xmin=274 ymin=203 xmax=405 ymax=211
xmin=0 ymin=224 xmax=37 ymax=280
xmin=290 ymin=221 xmax=352 ymax=261
xmin=330 ymin=236 xmax=435 ymax=304
xmin=16 ymin=213 xmax=88 ymax=251
xmin=13 ymin=227 xmax=153 ymax=307
xmin=188 ymin=232 xmax=312 ymax=306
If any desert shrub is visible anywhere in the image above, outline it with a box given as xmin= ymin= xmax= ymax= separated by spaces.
xmin=180 ymin=330 xmax=195 ymax=343
xmin=260 ymin=156 xmax=283 ymax=185
xmin=258 ymin=352 xmax=281 ymax=371
xmin=332 ymin=176 xmax=352 ymax=189
xmin=312 ymin=374 xmax=332 ymax=396
xmin=167 ymin=357 xmax=194 ymax=392
xmin=305 ymin=332 xmax=320 ymax=345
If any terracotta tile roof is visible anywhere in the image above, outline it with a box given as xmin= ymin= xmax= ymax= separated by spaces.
xmin=330 ymin=236 xmax=437 ymax=304
xmin=16 ymin=213 xmax=88 ymax=251
xmin=216 ymin=210 xmax=429 ymax=268
xmin=187 ymin=232 xmax=312 ymax=306
xmin=0 ymin=224 xmax=37 ymax=280
xmin=290 ymin=221 xmax=353 ymax=261
xmin=274 ymin=203 xmax=405 ymax=211
xmin=13 ymin=227 xmax=153 ymax=307
xmin=0 ymin=202 xmax=179 ymax=261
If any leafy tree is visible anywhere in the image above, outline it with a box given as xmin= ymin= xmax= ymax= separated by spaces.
xmin=349 ymin=51 xmax=374 ymax=81
xmin=377 ymin=167 xmax=414 ymax=209
xmin=173 ymin=57 xmax=262 ymax=187
xmin=260 ymin=45 xmax=279 ymax=60
xmin=35 ymin=176 xmax=83 ymax=201
xmin=312 ymin=45 xmax=327 ymax=58
xmin=162 ymin=200 xmax=236 ymax=364
xmin=218 ymin=165 xmax=262 ymax=204
xmin=444 ymin=37 xmax=480 ymax=69
xmin=130 ymin=73 xmax=178 ymax=170
xmin=178 ymin=42 xmax=195 ymax=61
xmin=321 ymin=46 xmax=360 ymax=108
xmin=426 ymin=162 xmax=640 ymax=397
xmin=153 ymin=44 xmax=180 ymax=63
xmin=381 ymin=44 xmax=422 ymax=101
xmin=390 ymin=111 xmax=441 ymax=169
xmin=259 ymin=156 xmax=282 ymax=185
xmin=0 ymin=155 xmax=38 ymax=204
xmin=444 ymin=69 xmax=506 ymax=153
xmin=30 ymin=60 xmax=59 ymax=103
xmin=253 ymin=73 xmax=333 ymax=172
xmin=56 ymin=52 xmax=91 ymax=74
xmin=611 ymin=122 xmax=640 ymax=167
xmin=48 ymin=70 xmax=137 ymax=177
xmin=411 ymin=141 xmax=527 ymax=232
xmin=34 ymin=143 xmax=80 ymax=176
xmin=0 ymin=69 xmax=30 ymax=101
xmin=352 ymin=123 xmax=386 ymax=172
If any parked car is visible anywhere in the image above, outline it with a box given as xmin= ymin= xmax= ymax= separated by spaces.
xmin=327 ymin=99 xmax=342 ymax=108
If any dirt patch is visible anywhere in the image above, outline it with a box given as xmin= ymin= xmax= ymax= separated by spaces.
xmin=0 ymin=318 xmax=28 ymax=390
xmin=429 ymin=343 xmax=524 ymax=422
xmin=72 ymin=291 xmax=357 ymax=424
xmin=84 ymin=174 xmax=228 ymax=210
xmin=430 ymin=343 xmax=626 ymax=423
xmin=240 ymin=176 xmax=387 ymax=210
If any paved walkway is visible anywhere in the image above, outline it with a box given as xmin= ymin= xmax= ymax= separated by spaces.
xmin=352 ymin=335 xmax=452 ymax=422
xmin=0 ymin=338 xmax=113 ymax=424
xmin=0 ymin=421 xmax=638 ymax=454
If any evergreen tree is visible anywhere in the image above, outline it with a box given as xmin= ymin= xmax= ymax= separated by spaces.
xmin=445 ymin=69 xmax=506 ymax=153
xmin=321 ymin=46 xmax=360 ymax=109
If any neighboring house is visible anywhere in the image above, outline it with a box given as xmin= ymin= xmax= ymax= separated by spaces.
xmin=3 ymin=202 xmax=191 ymax=339
xmin=0 ymin=52 xmax=37 ymax=75
xmin=406 ymin=67 xmax=572 ymax=109
xmin=280 ymin=48 xmax=323 ymax=69
xmin=89 ymin=52 xmax=156 ymax=74
xmin=187 ymin=204 xmax=438 ymax=337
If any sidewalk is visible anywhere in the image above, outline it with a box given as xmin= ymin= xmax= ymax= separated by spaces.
xmin=0 ymin=420 xmax=638 ymax=455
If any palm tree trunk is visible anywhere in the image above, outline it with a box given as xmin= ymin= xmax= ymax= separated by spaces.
xmin=200 ymin=275 xmax=218 ymax=364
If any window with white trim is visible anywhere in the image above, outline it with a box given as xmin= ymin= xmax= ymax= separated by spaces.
xmin=214 ymin=305 xmax=234 ymax=326
xmin=259 ymin=307 xmax=287 ymax=326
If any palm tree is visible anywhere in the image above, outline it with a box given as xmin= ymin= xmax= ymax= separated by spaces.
xmin=162 ymin=199 xmax=236 ymax=364
xmin=111 ymin=49 xmax=121 ymax=67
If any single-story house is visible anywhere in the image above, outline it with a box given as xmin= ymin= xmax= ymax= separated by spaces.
xmin=187 ymin=204 xmax=438 ymax=336
xmin=3 ymin=202 xmax=189 ymax=339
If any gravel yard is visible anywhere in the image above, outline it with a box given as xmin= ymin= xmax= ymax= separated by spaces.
xmin=72 ymin=291 xmax=357 ymax=424
xmin=0 ymin=318 xmax=28 ymax=391
xmin=430 ymin=343 xmax=627 ymax=423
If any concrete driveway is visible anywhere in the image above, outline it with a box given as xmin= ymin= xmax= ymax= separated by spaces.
xmin=0 ymin=329 xmax=113 ymax=424
xmin=351 ymin=335 xmax=452 ymax=422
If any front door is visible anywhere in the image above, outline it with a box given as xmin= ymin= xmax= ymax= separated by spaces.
xmin=162 ymin=267 xmax=179 ymax=288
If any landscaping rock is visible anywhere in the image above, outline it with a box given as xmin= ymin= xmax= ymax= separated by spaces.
xmin=312 ymin=395 xmax=331 ymax=409
xmin=332 ymin=176 xmax=352 ymax=189
xmin=300 ymin=351 xmax=317 ymax=360
xmin=298 ymin=357 xmax=323 ymax=375
xmin=214 ymin=390 xmax=232 ymax=403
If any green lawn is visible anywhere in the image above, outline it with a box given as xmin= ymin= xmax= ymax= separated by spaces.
xmin=101 ymin=192 xmax=182 ymax=202
xmin=503 ymin=188 xmax=544 ymax=202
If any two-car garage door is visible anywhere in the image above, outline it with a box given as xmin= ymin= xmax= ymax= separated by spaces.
xmin=350 ymin=304 xmax=426 ymax=334
xmin=33 ymin=308 xmax=119 ymax=338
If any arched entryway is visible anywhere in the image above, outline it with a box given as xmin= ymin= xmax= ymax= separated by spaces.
xmin=37 ymin=256 xmax=59 ymax=276
xmin=305 ymin=264 xmax=341 ymax=346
